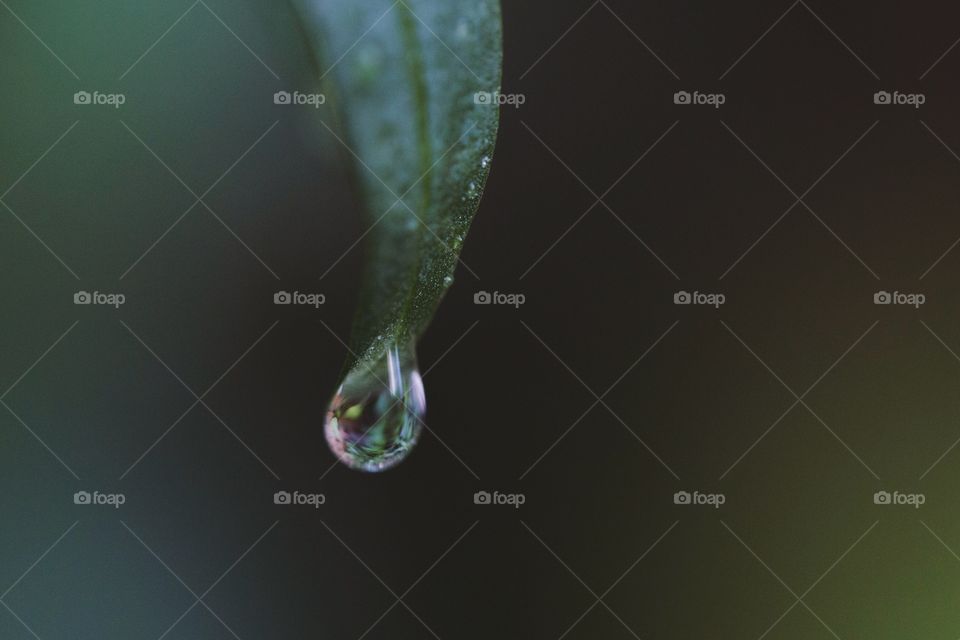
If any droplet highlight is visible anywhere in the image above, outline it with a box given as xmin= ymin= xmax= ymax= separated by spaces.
xmin=324 ymin=341 xmax=425 ymax=472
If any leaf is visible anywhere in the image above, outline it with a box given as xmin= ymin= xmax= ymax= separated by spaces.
xmin=292 ymin=0 xmax=502 ymax=369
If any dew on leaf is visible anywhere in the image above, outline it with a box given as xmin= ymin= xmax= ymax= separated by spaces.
xmin=324 ymin=341 xmax=425 ymax=472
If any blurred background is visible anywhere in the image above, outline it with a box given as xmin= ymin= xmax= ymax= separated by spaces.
xmin=4 ymin=0 xmax=960 ymax=638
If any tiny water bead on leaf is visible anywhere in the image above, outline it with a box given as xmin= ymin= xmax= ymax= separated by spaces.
xmin=324 ymin=341 xmax=426 ymax=472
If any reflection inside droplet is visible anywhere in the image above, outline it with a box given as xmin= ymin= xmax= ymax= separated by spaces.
xmin=324 ymin=341 xmax=425 ymax=472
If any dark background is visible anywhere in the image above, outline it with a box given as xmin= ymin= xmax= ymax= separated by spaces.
xmin=4 ymin=0 xmax=960 ymax=638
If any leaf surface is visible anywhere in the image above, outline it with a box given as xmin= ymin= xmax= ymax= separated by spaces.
xmin=293 ymin=0 xmax=502 ymax=368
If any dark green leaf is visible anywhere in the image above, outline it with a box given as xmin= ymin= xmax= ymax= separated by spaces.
xmin=293 ymin=0 xmax=502 ymax=368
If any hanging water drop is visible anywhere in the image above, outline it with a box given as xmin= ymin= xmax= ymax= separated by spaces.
xmin=324 ymin=341 xmax=425 ymax=472
xmin=480 ymin=155 xmax=490 ymax=169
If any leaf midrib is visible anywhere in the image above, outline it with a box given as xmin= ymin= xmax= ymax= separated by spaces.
xmin=396 ymin=0 xmax=433 ymax=340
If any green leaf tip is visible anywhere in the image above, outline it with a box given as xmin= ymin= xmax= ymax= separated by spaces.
xmin=292 ymin=0 xmax=503 ymax=369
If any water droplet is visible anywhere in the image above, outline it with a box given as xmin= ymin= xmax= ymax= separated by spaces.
xmin=465 ymin=181 xmax=478 ymax=200
xmin=480 ymin=155 xmax=490 ymax=169
xmin=443 ymin=274 xmax=454 ymax=286
xmin=324 ymin=341 xmax=425 ymax=472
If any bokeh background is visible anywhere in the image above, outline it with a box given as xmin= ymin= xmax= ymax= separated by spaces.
xmin=4 ymin=0 xmax=960 ymax=638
